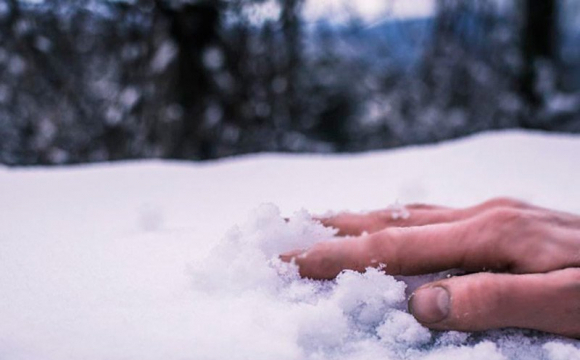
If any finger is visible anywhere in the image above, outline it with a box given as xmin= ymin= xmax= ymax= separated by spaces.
xmin=284 ymin=206 xmax=580 ymax=279
xmin=281 ymin=218 xmax=492 ymax=279
xmin=407 ymin=197 xmax=529 ymax=213
xmin=315 ymin=197 xmax=531 ymax=237
xmin=372 ymin=219 xmax=507 ymax=276
xmin=365 ymin=206 xmax=580 ymax=275
xmin=280 ymin=237 xmax=373 ymax=279
xmin=315 ymin=207 xmax=460 ymax=236
xmin=409 ymin=269 xmax=580 ymax=338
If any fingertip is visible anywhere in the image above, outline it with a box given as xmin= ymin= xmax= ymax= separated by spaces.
xmin=409 ymin=286 xmax=451 ymax=324
xmin=407 ymin=272 xmax=551 ymax=333
xmin=280 ymin=249 xmax=307 ymax=263
xmin=312 ymin=215 xmax=333 ymax=227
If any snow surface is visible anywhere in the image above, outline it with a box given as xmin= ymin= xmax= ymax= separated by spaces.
xmin=1 ymin=130 xmax=580 ymax=360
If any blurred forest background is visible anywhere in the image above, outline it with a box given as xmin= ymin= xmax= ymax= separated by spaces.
xmin=0 ymin=0 xmax=579 ymax=165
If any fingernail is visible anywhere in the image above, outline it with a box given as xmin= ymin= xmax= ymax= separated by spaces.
xmin=409 ymin=286 xmax=450 ymax=324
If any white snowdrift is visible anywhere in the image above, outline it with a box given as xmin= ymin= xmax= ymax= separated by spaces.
xmin=1 ymin=130 xmax=579 ymax=360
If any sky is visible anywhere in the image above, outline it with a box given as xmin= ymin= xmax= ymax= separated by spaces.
xmin=303 ymin=0 xmax=436 ymax=24
xmin=237 ymin=0 xmax=435 ymax=27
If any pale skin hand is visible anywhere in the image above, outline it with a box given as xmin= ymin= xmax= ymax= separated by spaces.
xmin=280 ymin=198 xmax=580 ymax=338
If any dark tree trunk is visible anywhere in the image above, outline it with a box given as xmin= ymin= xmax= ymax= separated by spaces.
xmin=520 ymin=0 xmax=558 ymax=117
xmin=279 ymin=0 xmax=303 ymax=130
xmin=157 ymin=0 xmax=220 ymax=159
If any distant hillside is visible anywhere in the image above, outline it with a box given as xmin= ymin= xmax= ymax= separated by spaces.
xmin=306 ymin=18 xmax=434 ymax=70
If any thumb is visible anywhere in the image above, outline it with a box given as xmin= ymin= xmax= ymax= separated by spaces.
xmin=408 ymin=269 xmax=580 ymax=337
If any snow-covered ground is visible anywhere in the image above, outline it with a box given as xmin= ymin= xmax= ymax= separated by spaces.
xmin=1 ymin=130 xmax=580 ymax=360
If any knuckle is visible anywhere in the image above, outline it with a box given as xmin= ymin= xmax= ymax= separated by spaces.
xmin=477 ymin=207 xmax=542 ymax=271
xmin=365 ymin=232 xmax=381 ymax=251
xmin=373 ymin=210 xmax=393 ymax=227
xmin=560 ymin=268 xmax=580 ymax=288
xmin=366 ymin=229 xmax=400 ymax=271
xmin=306 ymin=243 xmax=342 ymax=279
xmin=366 ymin=230 xmax=390 ymax=254
xmin=473 ymin=273 xmax=506 ymax=306
xmin=542 ymin=269 xmax=580 ymax=305
xmin=483 ymin=207 xmax=516 ymax=225
xmin=484 ymin=207 xmax=532 ymax=228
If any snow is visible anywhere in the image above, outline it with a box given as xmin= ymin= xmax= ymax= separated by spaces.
xmin=1 ymin=130 xmax=580 ymax=359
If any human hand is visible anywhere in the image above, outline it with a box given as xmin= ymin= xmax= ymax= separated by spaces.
xmin=280 ymin=198 xmax=580 ymax=338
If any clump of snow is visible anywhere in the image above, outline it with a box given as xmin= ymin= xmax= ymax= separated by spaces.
xmin=192 ymin=204 xmax=335 ymax=293
xmin=420 ymin=342 xmax=507 ymax=360
xmin=191 ymin=204 xmax=435 ymax=359
xmin=544 ymin=342 xmax=580 ymax=360
xmin=377 ymin=311 xmax=431 ymax=346
xmin=387 ymin=201 xmax=410 ymax=220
